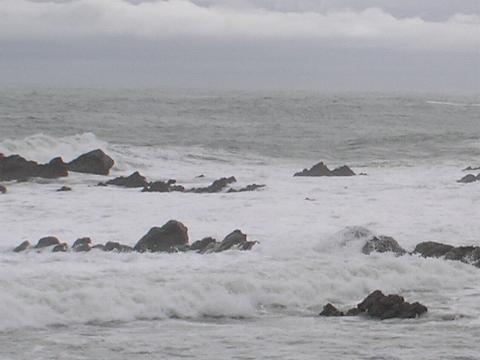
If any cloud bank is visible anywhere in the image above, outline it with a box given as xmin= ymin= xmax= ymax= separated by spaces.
xmin=1 ymin=0 xmax=479 ymax=50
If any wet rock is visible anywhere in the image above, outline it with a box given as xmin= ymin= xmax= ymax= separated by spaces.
xmin=102 ymin=171 xmax=148 ymax=188
xmin=463 ymin=166 xmax=480 ymax=171
xmin=57 ymin=186 xmax=72 ymax=192
xmin=52 ymin=243 xmax=68 ymax=252
xmin=0 ymin=184 xmax=6 ymax=194
xmin=74 ymin=243 xmax=91 ymax=252
xmin=294 ymin=162 xmax=355 ymax=177
xmin=190 ymin=176 xmax=237 ymax=193
xmin=34 ymin=236 xmax=60 ymax=249
xmin=215 ymin=230 xmax=247 ymax=252
xmin=67 ymin=149 xmax=114 ymax=175
xmin=72 ymin=237 xmax=92 ymax=249
xmin=0 ymin=154 xmax=68 ymax=181
xmin=142 ymin=180 xmax=185 ymax=193
xmin=362 ymin=236 xmax=406 ymax=256
xmin=227 ymin=184 xmax=266 ymax=193
xmin=104 ymin=241 xmax=133 ymax=252
xmin=190 ymin=237 xmax=217 ymax=252
xmin=457 ymin=174 xmax=479 ymax=183
xmin=92 ymin=244 xmax=105 ymax=250
xmin=320 ymin=290 xmax=428 ymax=320
xmin=13 ymin=240 xmax=30 ymax=252
xmin=320 ymin=303 xmax=344 ymax=317
xmin=413 ymin=242 xmax=455 ymax=258
xmin=133 ymin=220 xmax=189 ymax=253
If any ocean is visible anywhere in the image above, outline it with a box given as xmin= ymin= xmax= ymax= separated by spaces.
xmin=1 ymin=89 xmax=480 ymax=359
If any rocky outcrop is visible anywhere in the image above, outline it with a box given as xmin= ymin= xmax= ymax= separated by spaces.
xmin=101 ymin=171 xmax=148 ymax=188
xmin=319 ymin=290 xmax=428 ymax=320
xmin=67 ymin=149 xmax=114 ymax=175
xmin=294 ymin=162 xmax=355 ymax=177
xmin=362 ymin=236 xmax=406 ymax=256
xmin=56 ymin=186 xmax=72 ymax=192
xmin=200 ymin=230 xmax=258 ymax=253
xmin=34 ymin=236 xmax=60 ymax=249
xmin=414 ymin=241 xmax=480 ymax=267
xmin=13 ymin=240 xmax=30 ymax=252
xmin=0 ymin=154 xmax=68 ymax=181
xmin=413 ymin=242 xmax=455 ymax=258
xmin=0 ymin=184 xmax=6 ymax=194
xmin=133 ymin=220 xmax=189 ymax=252
xmin=457 ymin=174 xmax=479 ymax=183
xmin=227 ymin=184 xmax=266 ymax=193
xmin=72 ymin=237 xmax=92 ymax=249
xmin=52 ymin=243 xmax=68 ymax=252
xmin=142 ymin=180 xmax=185 ymax=193
xmin=189 ymin=177 xmax=237 ymax=193
xmin=190 ymin=237 xmax=216 ymax=252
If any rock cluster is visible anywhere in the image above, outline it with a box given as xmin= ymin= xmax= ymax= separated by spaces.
xmin=319 ymin=290 xmax=428 ymax=320
xmin=413 ymin=241 xmax=480 ymax=267
xmin=294 ymin=162 xmax=356 ymax=177
xmin=457 ymin=173 xmax=480 ymax=183
xmin=12 ymin=220 xmax=258 ymax=254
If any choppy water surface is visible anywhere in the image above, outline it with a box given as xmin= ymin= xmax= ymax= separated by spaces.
xmin=0 ymin=89 xmax=479 ymax=359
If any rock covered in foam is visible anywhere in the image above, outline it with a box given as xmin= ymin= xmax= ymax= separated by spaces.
xmin=362 ymin=236 xmax=406 ymax=256
xmin=67 ymin=149 xmax=114 ymax=175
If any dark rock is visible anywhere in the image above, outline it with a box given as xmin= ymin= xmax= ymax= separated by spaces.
xmin=215 ymin=230 xmax=247 ymax=252
xmin=357 ymin=290 xmax=427 ymax=320
xmin=104 ymin=241 xmax=133 ymax=252
xmin=92 ymin=244 xmax=105 ymax=250
xmin=142 ymin=181 xmax=185 ymax=193
xmin=463 ymin=166 xmax=480 ymax=171
xmin=319 ymin=303 xmax=344 ymax=317
xmin=294 ymin=162 xmax=331 ymax=177
xmin=133 ymin=220 xmax=189 ymax=253
xmin=330 ymin=165 xmax=356 ymax=177
xmin=67 ymin=149 xmax=114 ymax=175
xmin=190 ymin=176 xmax=237 ymax=193
xmin=362 ymin=236 xmax=406 ymax=256
xmin=57 ymin=186 xmax=72 ymax=192
xmin=413 ymin=242 xmax=455 ymax=258
xmin=457 ymin=174 xmax=479 ymax=183
xmin=73 ymin=243 xmax=91 ymax=252
xmin=227 ymin=184 xmax=266 ymax=193
xmin=196 ymin=174 xmax=205 ymax=178
xmin=52 ymin=243 xmax=68 ymax=252
xmin=294 ymin=162 xmax=355 ymax=177
xmin=102 ymin=171 xmax=148 ymax=188
xmin=34 ymin=236 xmax=60 ymax=249
xmin=0 ymin=154 xmax=68 ymax=181
xmin=13 ymin=240 xmax=30 ymax=252
xmin=0 ymin=184 xmax=6 ymax=194
xmin=190 ymin=237 xmax=217 ymax=252
xmin=72 ymin=237 xmax=92 ymax=249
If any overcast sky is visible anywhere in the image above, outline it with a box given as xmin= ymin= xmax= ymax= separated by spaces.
xmin=1 ymin=0 xmax=479 ymax=91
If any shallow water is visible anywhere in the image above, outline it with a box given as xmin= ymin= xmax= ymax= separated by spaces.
xmin=1 ymin=89 xmax=479 ymax=359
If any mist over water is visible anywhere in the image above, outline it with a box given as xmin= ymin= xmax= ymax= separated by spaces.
xmin=1 ymin=89 xmax=480 ymax=359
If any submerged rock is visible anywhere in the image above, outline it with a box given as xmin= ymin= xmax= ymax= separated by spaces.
xmin=56 ymin=186 xmax=72 ymax=192
xmin=190 ymin=237 xmax=217 ymax=252
xmin=0 ymin=154 xmax=68 ymax=181
xmin=227 ymin=184 xmax=266 ymax=193
xmin=142 ymin=180 xmax=185 ymax=193
xmin=319 ymin=290 xmax=428 ymax=320
xmin=103 ymin=241 xmax=133 ymax=252
xmin=13 ymin=240 xmax=31 ymax=252
xmin=199 ymin=230 xmax=257 ymax=253
xmin=457 ymin=174 xmax=479 ymax=183
xmin=294 ymin=162 xmax=356 ymax=177
xmin=0 ymin=184 xmax=6 ymax=194
xmin=67 ymin=149 xmax=114 ymax=175
xmin=73 ymin=243 xmax=91 ymax=252
xmin=463 ymin=166 xmax=480 ymax=171
xmin=72 ymin=237 xmax=92 ymax=249
xmin=34 ymin=236 xmax=60 ymax=249
xmin=362 ymin=236 xmax=406 ymax=256
xmin=52 ymin=243 xmax=68 ymax=252
xmin=102 ymin=171 xmax=148 ymax=188
xmin=190 ymin=176 xmax=237 ymax=193
xmin=133 ymin=220 xmax=189 ymax=252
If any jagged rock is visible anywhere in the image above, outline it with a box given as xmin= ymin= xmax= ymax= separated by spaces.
xmin=142 ymin=180 xmax=185 ymax=193
xmin=320 ymin=303 xmax=344 ymax=317
xmin=320 ymin=290 xmax=428 ymax=320
xmin=102 ymin=171 xmax=148 ymax=188
xmin=413 ymin=242 xmax=455 ymax=258
xmin=190 ymin=237 xmax=216 ymax=252
xmin=56 ymin=186 xmax=72 ymax=192
xmin=52 ymin=243 xmax=68 ymax=252
xmin=72 ymin=237 xmax=92 ymax=249
xmin=133 ymin=220 xmax=189 ymax=253
xmin=463 ymin=166 xmax=480 ymax=171
xmin=0 ymin=154 xmax=68 ymax=181
xmin=362 ymin=236 xmax=406 ymax=256
xmin=294 ymin=162 xmax=355 ymax=177
xmin=457 ymin=174 xmax=479 ymax=183
xmin=0 ymin=184 xmax=6 ymax=194
xmin=73 ymin=243 xmax=91 ymax=252
xmin=67 ymin=149 xmax=114 ymax=175
xmin=34 ymin=236 xmax=60 ymax=249
xmin=104 ymin=241 xmax=133 ymax=252
xmin=190 ymin=176 xmax=237 ymax=193
xmin=215 ymin=230 xmax=247 ymax=252
xmin=13 ymin=240 xmax=30 ymax=252
xmin=227 ymin=184 xmax=266 ymax=193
